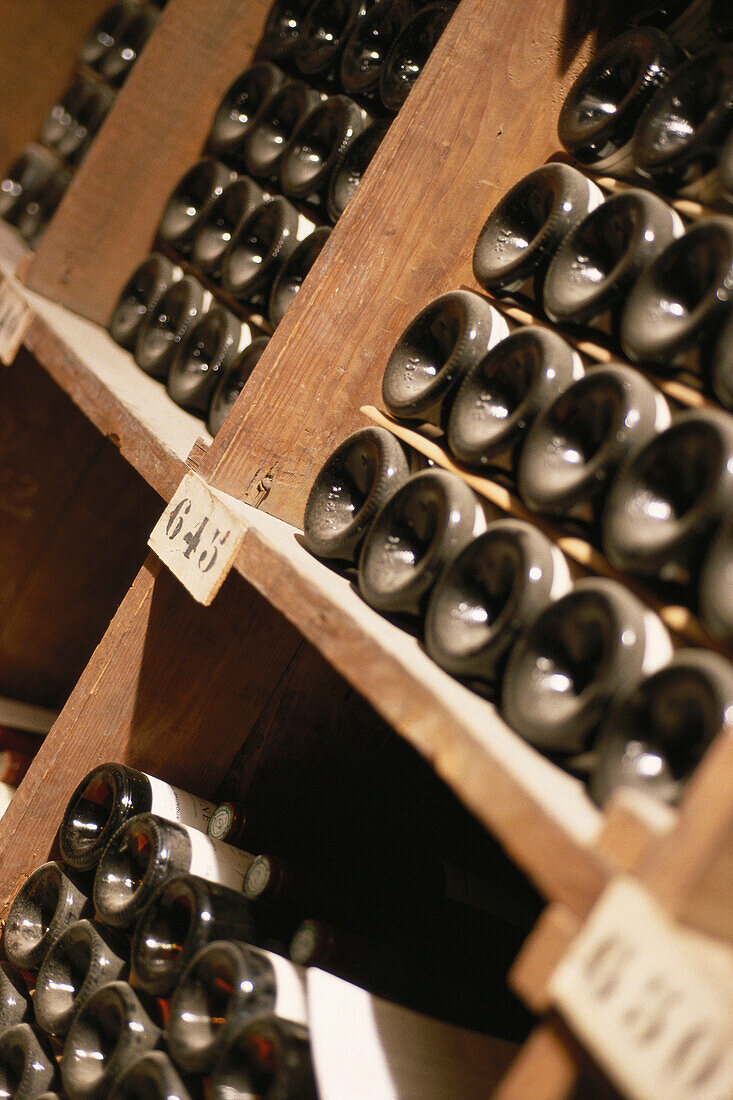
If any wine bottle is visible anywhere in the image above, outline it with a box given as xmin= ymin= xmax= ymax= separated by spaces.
xmin=295 ymin=0 xmax=367 ymax=80
xmin=257 ymin=0 xmax=314 ymax=63
xmin=632 ymin=46 xmax=733 ymax=202
xmin=279 ymin=96 xmax=367 ymax=204
xmin=15 ymin=163 xmax=72 ymax=247
xmin=379 ymin=2 xmax=456 ymax=112
xmin=78 ymin=1 xmax=138 ymax=70
xmin=542 ymin=189 xmax=683 ymax=333
xmin=340 ymin=0 xmax=409 ymax=97
xmin=207 ymin=335 xmax=270 ymax=437
xmin=33 ymin=919 xmax=128 ymax=1038
xmin=0 ymin=1024 xmax=58 ymax=1099
xmin=107 ymin=253 xmax=181 ymax=351
xmin=166 ymin=308 xmax=248 ymax=415
xmin=108 ymin=1051 xmax=196 ymax=1100
xmin=134 ymin=276 xmax=209 ymax=379
xmin=93 ymin=812 xmax=255 ymax=928
xmin=620 ymin=217 xmax=733 ymax=375
xmin=357 ymin=469 xmax=489 ymax=616
xmin=0 ymin=144 xmax=64 ymax=226
xmin=168 ymin=940 xmax=306 ymax=1074
xmin=0 ymin=963 xmax=32 ymax=1030
xmin=446 ymin=326 xmax=584 ymax=469
xmin=39 ymin=79 xmax=112 ymax=165
xmin=472 ymin=164 xmax=604 ymax=301
xmin=268 ymin=226 xmax=331 ymax=327
xmin=424 ymin=519 xmax=573 ymax=684
xmin=4 ymin=862 xmax=92 ymax=971
xmin=557 ymin=28 xmax=681 ymax=176
xmin=590 ymin=649 xmax=733 ymax=807
xmin=501 ymin=577 xmax=673 ymax=753
xmin=242 ymin=82 xmax=324 ymax=183
xmin=220 ymin=197 xmax=314 ymax=304
xmin=517 ymin=364 xmax=671 ymax=524
xmin=98 ymin=3 xmax=159 ymax=86
xmin=633 ymin=0 xmax=718 ymax=52
xmin=189 ymin=176 xmax=264 ymax=280
xmin=207 ymin=63 xmax=286 ymax=164
xmin=131 ymin=874 xmax=263 ymax=995
xmin=210 ymin=1015 xmax=316 ymax=1100
xmin=381 ymin=289 xmax=510 ymax=426
xmin=289 ymin=918 xmax=409 ymax=1000
xmin=699 ymin=510 xmax=733 ymax=645
xmin=157 ymin=158 xmax=237 ymax=254
xmin=61 ymin=981 xmax=162 ymax=1100
xmin=60 ymin=763 xmax=217 ymax=871
xmin=602 ymin=408 xmax=733 ymax=581
xmin=302 ymin=425 xmax=411 ymax=562
xmin=712 ymin=304 xmax=733 ymax=411
xmin=327 ymin=118 xmax=390 ymax=223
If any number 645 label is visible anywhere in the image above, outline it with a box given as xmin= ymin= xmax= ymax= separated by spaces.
xmin=149 ymin=472 xmax=248 ymax=604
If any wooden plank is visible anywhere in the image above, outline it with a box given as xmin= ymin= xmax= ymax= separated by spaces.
xmin=199 ymin=0 xmax=597 ymax=525
xmin=24 ymin=0 xmax=271 ymax=325
xmin=0 ymin=0 xmax=112 ymax=172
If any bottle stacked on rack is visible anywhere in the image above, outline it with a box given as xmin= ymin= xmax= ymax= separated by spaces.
xmin=0 ymin=1 xmax=160 ymax=247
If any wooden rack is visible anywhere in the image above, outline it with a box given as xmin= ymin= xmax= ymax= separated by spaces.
xmin=0 ymin=0 xmax=731 ymax=1096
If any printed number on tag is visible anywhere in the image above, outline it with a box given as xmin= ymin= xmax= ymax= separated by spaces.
xmin=0 ymin=278 xmax=32 ymax=365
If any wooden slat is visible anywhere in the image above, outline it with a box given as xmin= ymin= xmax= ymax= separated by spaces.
xmin=24 ymin=0 xmax=270 ymax=325
xmin=198 ymin=0 xmax=597 ymax=526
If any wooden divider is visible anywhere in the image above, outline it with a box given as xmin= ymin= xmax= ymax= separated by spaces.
xmin=24 ymin=0 xmax=270 ymax=325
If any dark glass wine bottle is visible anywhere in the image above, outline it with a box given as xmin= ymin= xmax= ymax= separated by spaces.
xmin=61 ymin=981 xmax=162 ymax=1100
xmin=207 ymin=64 xmax=286 ymax=164
xmin=258 ymin=0 xmax=314 ymax=62
xmin=340 ymin=0 xmax=409 ymax=97
xmin=0 ymin=1024 xmax=58 ymax=1100
xmin=108 ymin=1051 xmax=196 ymax=1100
xmin=379 ymin=2 xmax=456 ymax=112
xmin=33 ymin=919 xmax=128 ymax=1038
xmin=168 ymin=940 xmax=306 ymax=1074
xmin=107 ymin=253 xmax=181 ymax=351
xmin=357 ymin=469 xmax=488 ymax=616
xmin=381 ymin=289 xmax=509 ymax=426
xmin=210 ymin=1015 xmax=317 ymax=1100
xmin=517 ymin=364 xmax=670 ymax=524
xmin=98 ymin=4 xmax=159 ymax=86
xmin=295 ymin=0 xmax=367 ymax=80
xmin=242 ymin=82 xmax=324 ymax=183
xmin=220 ymin=197 xmax=314 ymax=304
xmin=166 ymin=308 xmax=247 ymax=415
xmin=15 ymin=163 xmax=71 ymax=247
xmin=4 ymin=862 xmax=92 ymax=971
xmin=632 ymin=46 xmax=733 ymax=202
xmin=542 ymin=189 xmax=683 ymax=333
xmin=189 ymin=176 xmax=264 ymax=280
xmin=602 ymin=408 xmax=733 ymax=582
xmin=93 ymin=812 xmax=255 ymax=928
xmin=446 ymin=326 xmax=584 ymax=469
xmin=131 ymin=874 xmax=262 ymax=995
xmin=500 ymin=578 xmax=673 ymax=753
xmin=712 ymin=303 xmax=733 ymax=412
xmin=134 ymin=276 xmax=209 ymax=379
xmin=268 ymin=226 xmax=331 ymax=327
xmin=302 ymin=425 xmax=410 ymax=562
xmin=472 ymin=164 xmax=604 ymax=301
xmin=620 ymin=217 xmax=733 ymax=376
xmin=78 ymin=1 xmax=138 ymax=70
xmin=327 ymin=118 xmax=390 ymax=223
xmin=424 ymin=519 xmax=572 ymax=684
xmin=699 ymin=511 xmax=733 ymax=645
xmin=207 ymin=336 xmax=270 ymax=437
xmin=0 ymin=144 xmax=64 ymax=227
xmin=157 ymin=158 xmax=237 ymax=254
xmin=557 ymin=28 xmax=681 ymax=176
xmin=279 ymin=96 xmax=367 ymax=203
xmin=59 ymin=762 xmax=217 ymax=871
xmin=590 ymin=649 xmax=733 ymax=807
xmin=39 ymin=79 xmax=112 ymax=165
xmin=0 ymin=963 xmax=32 ymax=1031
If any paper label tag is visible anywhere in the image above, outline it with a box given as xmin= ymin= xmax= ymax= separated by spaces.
xmin=145 ymin=774 xmax=216 ymax=832
xmin=184 ymin=824 xmax=255 ymax=888
xmin=0 ymin=278 xmax=32 ymax=365
xmin=549 ymin=878 xmax=733 ymax=1100
xmin=257 ymin=948 xmax=308 ymax=1025
xmin=148 ymin=472 xmax=247 ymax=605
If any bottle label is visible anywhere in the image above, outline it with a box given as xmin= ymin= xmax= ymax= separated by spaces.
xmin=208 ymin=803 xmax=236 ymax=841
xmin=183 ymin=825 xmax=255 ymax=888
xmin=145 ymin=774 xmax=216 ymax=832
xmin=255 ymin=948 xmax=308 ymax=1024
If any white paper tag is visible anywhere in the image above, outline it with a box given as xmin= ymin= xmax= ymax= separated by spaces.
xmin=549 ymin=878 xmax=733 ymax=1100
xmin=0 ymin=277 xmax=32 ymax=365
xmin=183 ymin=824 xmax=255 ymax=888
xmin=148 ymin=472 xmax=247 ymax=605
xmin=145 ymin=774 xmax=216 ymax=832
